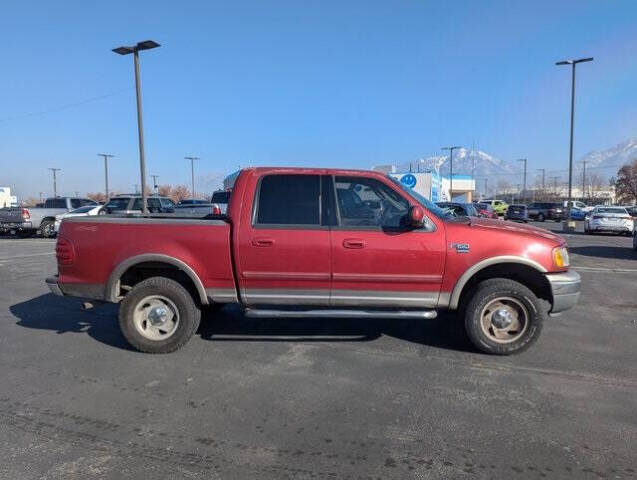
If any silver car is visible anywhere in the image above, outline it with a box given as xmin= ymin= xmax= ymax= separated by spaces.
xmin=584 ymin=206 xmax=634 ymax=235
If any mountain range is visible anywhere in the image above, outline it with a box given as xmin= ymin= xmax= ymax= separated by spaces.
xmin=381 ymin=138 xmax=637 ymax=184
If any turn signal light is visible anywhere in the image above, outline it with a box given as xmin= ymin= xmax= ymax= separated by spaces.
xmin=552 ymin=246 xmax=570 ymax=268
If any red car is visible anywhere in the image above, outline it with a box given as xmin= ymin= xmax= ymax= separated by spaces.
xmin=47 ymin=167 xmax=580 ymax=355
xmin=475 ymin=202 xmax=499 ymax=219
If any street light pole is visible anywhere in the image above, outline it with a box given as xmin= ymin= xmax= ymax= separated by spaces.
xmin=517 ymin=158 xmax=527 ymax=202
xmin=580 ymin=160 xmax=587 ymax=199
xmin=48 ymin=168 xmax=60 ymax=197
xmin=150 ymin=174 xmax=160 ymax=193
xmin=441 ymin=146 xmax=461 ymax=201
xmin=98 ymin=154 xmax=114 ymax=199
xmin=184 ymin=156 xmax=199 ymax=197
xmin=556 ymin=56 xmax=593 ymax=230
xmin=113 ymin=40 xmax=161 ymax=214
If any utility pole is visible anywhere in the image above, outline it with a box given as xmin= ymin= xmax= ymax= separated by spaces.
xmin=441 ymin=146 xmax=462 ymax=201
xmin=97 ymin=154 xmax=114 ymax=199
xmin=48 ymin=168 xmax=61 ymax=197
xmin=551 ymin=176 xmax=560 ymax=198
xmin=517 ymin=158 xmax=527 ymax=202
xmin=150 ymin=174 xmax=160 ymax=193
xmin=537 ymin=168 xmax=546 ymax=190
xmin=184 ymin=156 xmax=199 ymax=197
xmin=39 ymin=192 xmax=43 ymax=202
xmin=556 ymin=56 xmax=593 ymax=230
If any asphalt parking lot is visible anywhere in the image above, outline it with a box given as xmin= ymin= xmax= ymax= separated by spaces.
xmin=1 ymin=222 xmax=636 ymax=479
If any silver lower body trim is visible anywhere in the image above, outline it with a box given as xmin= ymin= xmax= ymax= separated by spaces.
xmin=546 ymin=270 xmax=581 ymax=315
xmin=245 ymin=309 xmax=437 ymax=320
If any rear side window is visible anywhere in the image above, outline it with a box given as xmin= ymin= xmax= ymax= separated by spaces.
xmin=255 ymin=174 xmax=320 ymax=226
xmin=45 ymin=198 xmax=67 ymax=208
xmin=211 ymin=191 xmax=231 ymax=203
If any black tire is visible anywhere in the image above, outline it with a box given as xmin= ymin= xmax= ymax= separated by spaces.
xmin=633 ymin=233 xmax=637 ymax=251
xmin=537 ymin=213 xmax=544 ymax=222
xmin=40 ymin=220 xmax=56 ymax=238
xmin=463 ymin=278 xmax=546 ymax=355
xmin=119 ymin=276 xmax=201 ymax=353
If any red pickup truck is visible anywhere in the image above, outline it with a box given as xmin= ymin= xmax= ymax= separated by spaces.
xmin=47 ymin=167 xmax=580 ymax=355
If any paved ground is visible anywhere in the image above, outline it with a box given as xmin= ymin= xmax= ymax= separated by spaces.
xmin=1 ymin=223 xmax=636 ymax=479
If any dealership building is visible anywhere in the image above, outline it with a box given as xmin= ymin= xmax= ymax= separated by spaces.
xmin=375 ymin=166 xmax=476 ymax=202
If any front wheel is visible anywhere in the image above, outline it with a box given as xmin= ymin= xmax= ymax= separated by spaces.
xmin=119 ymin=277 xmax=201 ymax=353
xmin=463 ymin=278 xmax=545 ymax=355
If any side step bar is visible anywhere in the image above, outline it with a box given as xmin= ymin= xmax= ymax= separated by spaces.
xmin=244 ymin=309 xmax=437 ymax=320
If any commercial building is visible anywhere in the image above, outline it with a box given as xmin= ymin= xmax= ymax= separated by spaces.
xmin=376 ymin=167 xmax=476 ymax=203
xmin=0 ymin=187 xmax=18 ymax=208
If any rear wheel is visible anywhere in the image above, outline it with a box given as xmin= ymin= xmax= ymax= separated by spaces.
xmin=537 ymin=213 xmax=544 ymax=222
xmin=463 ymin=278 xmax=545 ymax=355
xmin=633 ymin=233 xmax=637 ymax=251
xmin=40 ymin=220 xmax=56 ymax=238
xmin=119 ymin=277 xmax=201 ymax=353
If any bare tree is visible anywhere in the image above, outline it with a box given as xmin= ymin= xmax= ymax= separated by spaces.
xmin=170 ymin=185 xmax=191 ymax=203
xmin=87 ymin=192 xmax=106 ymax=203
xmin=614 ymin=159 xmax=637 ymax=203
xmin=22 ymin=197 xmax=40 ymax=207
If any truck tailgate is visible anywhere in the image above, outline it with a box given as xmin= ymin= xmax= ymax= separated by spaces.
xmin=0 ymin=208 xmax=24 ymax=223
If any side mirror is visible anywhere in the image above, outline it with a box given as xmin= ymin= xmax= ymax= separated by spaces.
xmin=408 ymin=205 xmax=425 ymax=228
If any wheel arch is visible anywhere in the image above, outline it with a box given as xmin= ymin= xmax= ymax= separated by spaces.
xmin=449 ymin=256 xmax=550 ymax=310
xmin=106 ymin=254 xmax=209 ymax=305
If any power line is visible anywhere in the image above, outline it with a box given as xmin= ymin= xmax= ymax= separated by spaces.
xmin=0 ymin=88 xmax=133 ymax=123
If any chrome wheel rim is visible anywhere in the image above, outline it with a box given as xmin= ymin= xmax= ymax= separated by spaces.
xmin=479 ymin=296 xmax=529 ymax=344
xmin=132 ymin=295 xmax=180 ymax=341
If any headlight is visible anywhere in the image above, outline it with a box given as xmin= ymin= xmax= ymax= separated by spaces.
xmin=553 ymin=246 xmax=570 ymax=268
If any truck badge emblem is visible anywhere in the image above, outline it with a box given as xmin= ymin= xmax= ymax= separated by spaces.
xmin=450 ymin=242 xmax=469 ymax=253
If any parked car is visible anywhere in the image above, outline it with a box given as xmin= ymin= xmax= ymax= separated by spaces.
xmin=102 ymin=195 xmax=176 ymax=215
xmin=504 ymin=204 xmax=528 ymax=223
xmin=563 ymin=200 xmax=594 ymax=212
xmin=527 ymin=202 xmax=564 ymax=222
xmin=474 ymin=202 xmax=499 ymax=219
xmin=0 ymin=197 xmax=98 ymax=237
xmin=178 ymin=199 xmax=208 ymax=205
xmin=54 ymin=205 xmax=104 ymax=233
xmin=481 ymin=199 xmax=508 ymax=216
xmin=435 ymin=202 xmax=480 ymax=218
xmin=210 ymin=190 xmax=231 ymax=214
xmin=622 ymin=205 xmax=637 ymax=218
xmin=584 ymin=206 xmax=634 ymax=235
xmin=569 ymin=207 xmax=587 ymax=221
xmin=48 ymin=167 xmax=580 ymax=356
xmin=171 ymin=203 xmax=223 ymax=217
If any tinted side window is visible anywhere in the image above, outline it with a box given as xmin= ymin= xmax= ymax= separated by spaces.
xmin=132 ymin=198 xmax=142 ymax=210
xmin=160 ymin=198 xmax=175 ymax=208
xmin=45 ymin=198 xmax=67 ymax=208
xmin=147 ymin=198 xmax=161 ymax=212
xmin=255 ymin=175 xmax=320 ymax=225
xmin=335 ymin=176 xmax=409 ymax=228
xmin=70 ymin=199 xmax=81 ymax=209
xmin=79 ymin=199 xmax=97 ymax=207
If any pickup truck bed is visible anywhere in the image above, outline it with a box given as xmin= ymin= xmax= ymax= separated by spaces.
xmin=47 ymin=167 xmax=581 ymax=355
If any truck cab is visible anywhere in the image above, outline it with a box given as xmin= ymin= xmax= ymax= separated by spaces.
xmin=47 ymin=167 xmax=581 ymax=355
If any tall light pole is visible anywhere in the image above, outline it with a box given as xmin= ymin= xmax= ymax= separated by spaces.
xmin=48 ymin=168 xmax=61 ymax=197
xmin=98 ymin=154 xmax=114 ymax=199
xmin=113 ymin=40 xmax=161 ymax=214
xmin=442 ymin=146 xmax=461 ymax=201
xmin=517 ymin=158 xmax=527 ymax=202
xmin=184 ymin=156 xmax=199 ymax=197
xmin=556 ymin=56 xmax=593 ymax=230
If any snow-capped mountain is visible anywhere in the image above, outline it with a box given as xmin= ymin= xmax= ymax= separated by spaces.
xmin=393 ymin=148 xmax=516 ymax=178
xmin=580 ymin=138 xmax=637 ymax=173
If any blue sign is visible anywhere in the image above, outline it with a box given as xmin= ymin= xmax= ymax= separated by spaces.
xmin=400 ymin=174 xmax=417 ymax=189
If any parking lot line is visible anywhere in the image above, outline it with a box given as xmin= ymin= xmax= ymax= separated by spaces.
xmin=573 ymin=266 xmax=637 ymax=273
xmin=0 ymin=252 xmax=54 ymax=261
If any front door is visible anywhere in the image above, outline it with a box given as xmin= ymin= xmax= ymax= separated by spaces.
xmin=236 ymin=173 xmax=331 ymax=306
xmin=329 ymin=175 xmax=446 ymax=308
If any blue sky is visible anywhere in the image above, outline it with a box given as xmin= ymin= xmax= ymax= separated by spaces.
xmin=2 ymin=0 xmax=636 ymax=198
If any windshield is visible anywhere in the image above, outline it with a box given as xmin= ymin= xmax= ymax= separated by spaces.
xmin=597 ymin=207 xmax=627 ymax=215
xmin=211 ymin=191 xmax=231 ymax=203
xmin=387 ymin=175 xmax=447 ymax=219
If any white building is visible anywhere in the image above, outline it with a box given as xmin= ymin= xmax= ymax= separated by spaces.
xmin=0 ymin=187 xmax=17 ymax=207
xmin=380 ymin=169 xmax=475 ymax=203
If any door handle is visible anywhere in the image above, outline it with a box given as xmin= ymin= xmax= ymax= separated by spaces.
xmin=343 ymin=238 xmax=365 ymax=249
xmin=252 ymin=237 xmax=274 ymax=247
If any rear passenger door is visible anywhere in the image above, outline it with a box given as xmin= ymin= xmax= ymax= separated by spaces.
xmin=236 ymin=173 xmax=332 ymax=306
